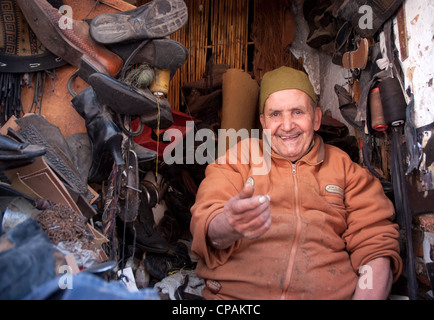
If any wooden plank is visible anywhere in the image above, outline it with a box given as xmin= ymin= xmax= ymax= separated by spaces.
xmin=397 ymin=4 xmax=409 ymax=61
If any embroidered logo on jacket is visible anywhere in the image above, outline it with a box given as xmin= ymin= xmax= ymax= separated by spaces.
xmin=325 ymin=184 xmax=344 ymax=196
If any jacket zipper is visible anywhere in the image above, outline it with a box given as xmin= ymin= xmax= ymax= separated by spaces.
xmin=280 ymin=163 xmax=303 ymax=299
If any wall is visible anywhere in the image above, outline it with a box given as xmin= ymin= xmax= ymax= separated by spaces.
xmin=393 ymin=0 xmax=434 ymax=128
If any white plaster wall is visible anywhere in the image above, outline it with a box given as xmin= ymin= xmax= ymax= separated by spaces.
xmin=393 ymin=0 xmax=434 ymax=129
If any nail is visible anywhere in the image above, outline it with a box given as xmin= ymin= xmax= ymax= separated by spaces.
xmin=259 ymin=195 xmax=268 ymax=204
xmin=246 ymin=176 xmax=255 ymax=187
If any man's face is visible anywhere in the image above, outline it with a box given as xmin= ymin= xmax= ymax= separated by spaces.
xmin=260 ymin=89 xmax=322 ymax=161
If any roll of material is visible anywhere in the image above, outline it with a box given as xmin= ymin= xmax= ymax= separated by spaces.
xmin=369 ymin=87 xmax=388 ymax=131
xmin=378 ymin=77 xmax=407 ymax=126
xmin=220 ymin=69 xmax=259 ymax=151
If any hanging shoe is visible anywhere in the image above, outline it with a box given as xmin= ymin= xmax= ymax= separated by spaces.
xmin=108 ymin=38 xmax=188 ymax=79
xmin=70 ymin=87 xmax=125 ymax=183
xmin=342 ymin=38 xmax=370 ymax=70
xmin=16 ymin=0 xmax=124 ymax=82
xmin=90 ymin=0 xmax=188 ymax=45
xmin=306 ymin=13 xmax=337 ymax=49
xmin=334 ymin=84 xmax=363 ymax=131
xmin=332 ymin=21 xmax=354 ymax=66
xmin=87 ymin=72 xmax=174 ymax=130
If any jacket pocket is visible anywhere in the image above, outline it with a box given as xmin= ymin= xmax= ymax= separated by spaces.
xmin=321 ymin=184 xmax=346 ymax=217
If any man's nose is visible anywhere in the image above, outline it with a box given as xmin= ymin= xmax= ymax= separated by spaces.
xmin=280 ymin=114 xmax=295 ymax=131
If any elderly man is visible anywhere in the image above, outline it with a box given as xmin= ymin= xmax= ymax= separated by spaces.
xmin=190 ymin=66 xmax=402 ymax=300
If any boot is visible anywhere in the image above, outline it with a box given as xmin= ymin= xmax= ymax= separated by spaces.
xmin=71 ymin=87 xmax=125 ymax=183
xmin=16 ymin=0 xmax=124 ymax=83
xmin=90 ymin=0 xmax=188 ymax=44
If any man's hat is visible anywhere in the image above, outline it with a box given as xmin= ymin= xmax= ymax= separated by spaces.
xmin=259 ymin=66 xmax=317 ymax=113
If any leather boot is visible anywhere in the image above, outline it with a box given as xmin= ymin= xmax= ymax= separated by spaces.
xmin=90 ymin=0 xmax=188 ymax=44
xmin=71 ymin=87 xmax=125 ymax=183
xmin=16 ymin=0 xmax=124 ymax=83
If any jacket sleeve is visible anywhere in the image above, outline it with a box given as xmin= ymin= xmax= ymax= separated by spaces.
xmin=342 ymin=161 xmax=403 ymax=282
xmin=190 ymin=160 xmax=249 ymax=269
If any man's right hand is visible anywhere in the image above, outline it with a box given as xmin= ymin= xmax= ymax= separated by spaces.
xmin=207 ymin=177 xmax=271 ymax=249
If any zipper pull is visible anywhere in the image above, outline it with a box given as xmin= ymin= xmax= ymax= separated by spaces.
xmin=292 ymin=163 xmax=297 ymax=174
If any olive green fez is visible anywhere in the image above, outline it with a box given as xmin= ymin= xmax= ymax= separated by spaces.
xmin=259 ymin=66 xmax=317 ymax=114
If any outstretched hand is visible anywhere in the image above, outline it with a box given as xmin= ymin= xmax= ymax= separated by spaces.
xmin=207 ymin=177 xmax=271 ymax=249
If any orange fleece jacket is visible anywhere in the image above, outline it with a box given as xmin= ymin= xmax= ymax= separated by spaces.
xmin=190 ymin=135 xmax=402 ymax=300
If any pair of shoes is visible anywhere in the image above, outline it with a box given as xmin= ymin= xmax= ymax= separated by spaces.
xmin=0 ymin=133 xmax=46 ymax=171
xmin=16 ymin=0 xmax=188 ymax=82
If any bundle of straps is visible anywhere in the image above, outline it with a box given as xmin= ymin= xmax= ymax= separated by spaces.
xmin=0 ymin=0 xmax=66 ymax=125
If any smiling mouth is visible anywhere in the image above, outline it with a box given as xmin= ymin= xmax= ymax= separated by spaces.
xmin=278 ymin=133 xmax=301 ymax=140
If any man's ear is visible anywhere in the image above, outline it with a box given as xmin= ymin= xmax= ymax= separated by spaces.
xmin=259 ymin=113 xmax=265 ymax=129
xmin=313 ymin=107 xmax=322 ymax=131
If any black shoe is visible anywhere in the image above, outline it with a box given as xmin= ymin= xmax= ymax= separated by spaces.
xmin=107 ymin=38 xmax=188 ymax=79
xmin=0 ymin=134 xmax=46 ymax=171
xmin=88 ymin=72 xmax=174 ymax=129
xmin=90 ymin=0 xmax=188 ymax=44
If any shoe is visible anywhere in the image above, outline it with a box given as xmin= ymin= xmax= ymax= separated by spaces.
xmin=0 ymin=133 xmax=46 ymax=171
xmin=108 ymin=38 xmax=188 ymax=79
xmin=88 ymin=72 xmax=174 ymax=129
xmin=16 ymin=0 xmax=124 ymax=82
xmin=332 ymin=21 xmax=353 ymax=66
xmin=334 ymin=84 xmax=363 ymax=131
xmin=306 ymin=13 xmax=337 ymax=49
xmin=70 ymin=87 xmax=125 ymax=183
xmin=144 ymin=242 xmax=193 ymax=280
xmin=342 ymin=38 xmax=369 ymax=70
xmin=90 ymin=0 xmax=188 ymax=45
